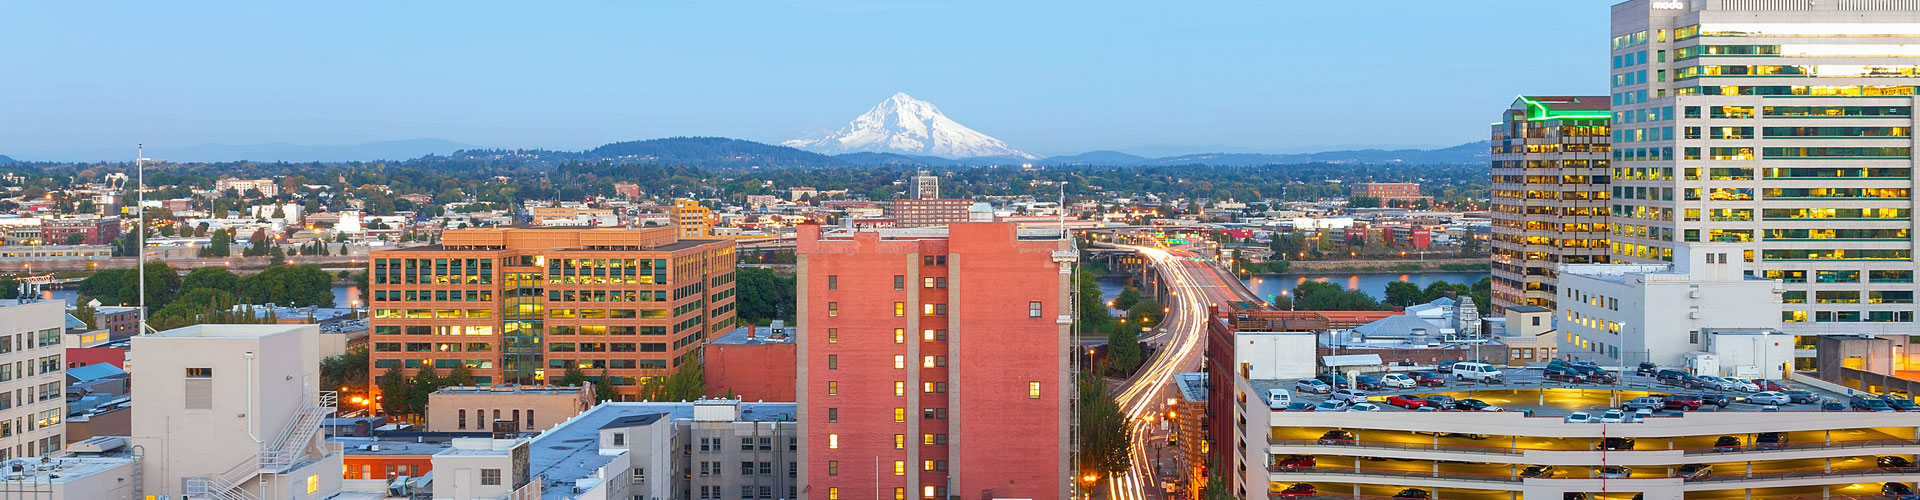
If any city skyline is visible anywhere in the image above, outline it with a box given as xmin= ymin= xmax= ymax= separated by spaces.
xmin=1 ymin=1 xmax=1611 ymax=161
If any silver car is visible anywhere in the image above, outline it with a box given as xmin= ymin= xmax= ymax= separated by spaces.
xmin=1595 ymin=465 xmax=1632 ymax=479
xmin=1296 ymin=379 xmax=1331 ymax=394
xmin=1748 ymin=391 xmax=1792 ymax=405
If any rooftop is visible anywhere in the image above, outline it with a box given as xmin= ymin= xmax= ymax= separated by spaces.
xmin=433 ymin=385 xmax=587 ymax=396
xmin=335 ymin=437 xmax=455 ymax=456
xmin=0 ymin=453 xmax=138 ymax=485
xmin=529 ymin=401 xmax=795 ymax=500
xmin=144 ymin=323 xmax=311 ymax=339
xmin=1253 ymin=369 xmax=1858 ymax=417
xmin=1174 ymin=372 xmax=1207 ymax=403
xmin=710 ymin=323 xmax=796 ymax=346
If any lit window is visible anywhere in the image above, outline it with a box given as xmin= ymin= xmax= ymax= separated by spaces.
xmin=306 ymin=474 xmax=318 ymax=494
xmin=828 ymin=434 xmax=839 ymax=449
xmin=828 ymin=302 xmax=838 ymax=317
xmin=827 ymin=381 xmax=838 ymax=396
xmin=893 ymin=355 xmax=905 ymax=369
xmin=894 ymin=434 xmax=905 ymax=449
xmin=827 ymin=328 xmax=838 ymax=343
xmin=829 ymin=488 xmax=840 ymax=500
xmin=893 ymin=302 xmax=904 ymax=317
xmin=894 ymin=461 xmax=905 ymax=476
xmin=923 ymin=304 xmax=935 ymax=315
xmin=895 ymin=487 xmax=906 ymax=500
xmin=894 ymin=381 xmax=906 ymax=396
xmin=923 ymin=356 xmax=935 ymax=368
xmin=894 ymin=408 xmax=905 ymax=422
xmin=1029 ymin=381 xmax=1041 ymax=399
xmin=894 ymin=329 xmax=905 ymax=343
xmin=185 ymin=368 xmax=212 ymax=378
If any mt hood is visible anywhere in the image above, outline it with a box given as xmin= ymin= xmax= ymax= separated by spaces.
xmin=785 ymin=92 xmax=1035 ymax=159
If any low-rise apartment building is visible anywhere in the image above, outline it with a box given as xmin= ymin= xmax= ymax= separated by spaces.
xmin=0 ymin=301 xmax=71 ymax=460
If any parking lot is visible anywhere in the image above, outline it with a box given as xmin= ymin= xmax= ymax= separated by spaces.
xmin=1272 ymin=452 xmax=1910 ymax=481
xmin=1270 ymin=420 xmax=1917 ymax=454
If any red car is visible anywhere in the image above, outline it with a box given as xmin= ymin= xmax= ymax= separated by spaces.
xmin=1664 ymin=394 xmax=1704 ymax=411
xmin=1276 ymin=483 xmax=1316 ymax=498
xmin=1386 ymin=395 xmax=1430 ymax=408
xmin=1410 ymin=371 xmax=1447 ymax=387
xmin=1754 ymin=380 xmax=1790 ymax=392
xmin=1274 ymin=455 xmax=1316 ymax=469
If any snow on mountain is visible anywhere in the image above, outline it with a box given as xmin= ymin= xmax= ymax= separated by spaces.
xmin=784 ymin=92 xmax=1035 ymax=159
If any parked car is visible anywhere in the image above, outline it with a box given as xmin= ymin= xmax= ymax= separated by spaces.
xmin=1635 ymin=362 xmax=1658 ymax=376
xmin=1331 ymin=388 xmax=1371 ymax=404
xmin=1424 ymin=395 xmax=1459 ymax=410
xmin=1276 ymin=483 xmax=1317 ymax=498
xmin=1354 ymin=375 xmax=1384 ymax=390
xmin=1436 ymin=361 xmax=1458 ymax=374
xmin=1852 ymin=395 xmax=1895 ymax=411
xmin=1783 ymin=389 xmax=1819 ymax=403
xmin=1295 ymin=379 xmax=1331 ymax=394
xmin=1598 ymin=437 xmax=1636 ymax=450
xmin=1563 ymin=412 xmax=1592 ymax=424
xmin=1883 ymin=395 xmax=1920 ymax=411
xmin=1544 ymin=365 xmax=1589 ymax=382
xmin=1274 ymin=455 xmax=1317 ymax=469
xmin=1713 ymin=436 xmax=1742 ymax=452
xmin=1748 ymin=392 xmax=1791 ymax=405
xmin=1316 ymin=373 xmax=1350 ymax=388
xmin=1595 ymin=465 xmax=1632 ymax=479
xmin=1456 ymin=398 xmax=1500 ymax=411
xmin=1664 ymin=394 xmax=1705 ymax=411
xmin=1754 ymin=379 xmax=1790 ymax=392
xmin=1822 ymin=401 xmax=1847 ymax=411
xmin=1723 ymin=377 xmax=1760 ymax=392
xmin=1655 ymin=368 xmax=1688 ymax=382
xmin=1566 ymin=493 xmax=1590 ymax=500
xmin=1409 ymin=371 xmax=1447 ymax=387
xmin=1884 ymin=482 xmax=1918 ymax=500
xmin=1386 ymin=395 xmax=1429 ymax=409
xmin=1755 ymin=432 xmax=1788 ymax=450
xmin=1596 ymin=409 xmax=1628 ymax=423
xmin=1318 ymin=430 xmax=1357 ymax=446
xmin=1380 ymin=373 xmax=1417 ymax=389
xmin=1676 ymin=464 xmax=1711 ymax=481
xmin=1573 ymin=365 xmax=1618 ymax=383
xmin=1451 ymin=362 xmax=1505 ymax=383
xmin=1282 ymin=402 xmax=1314 ymax=411
xmin=1624 ymin=396 xmax=1666 ymax=412
xmin=1693 ymin=375 xmax=1734 ymax=391
xmin=1314 ymin=400 xmax=1350 ymax=412
xmin=1520 ymin=465 xmax=1560 ymax=478
xmin=1393 ymin=488 xmax=1432 ymax=499
xmin=1348 ymin=402 xmax=1383 ymax=412
xmin=1700 ymin=394 xmax=1735 ymax=408
xmin=1266 ymin=389 xmax=1294 ymax=409
xmin=1877 ymin=456 xmax=1915 ymax=469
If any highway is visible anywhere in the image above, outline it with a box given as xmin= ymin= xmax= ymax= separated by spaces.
xmin=1104 ymin=244 xmax=1258 ymax=500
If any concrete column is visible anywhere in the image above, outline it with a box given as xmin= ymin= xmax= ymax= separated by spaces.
xmin=905 ymin=253 xmax=922 ymax=500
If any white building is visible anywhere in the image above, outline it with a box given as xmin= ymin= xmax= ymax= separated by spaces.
xmin=215 ymin=178 xmax=280 ymax=198
xmin=129 ymin=324 xmax=342 ymax=500
xmin=1557 ymin=243 xmax=1787 ymax=372
xmin=0 ymin=301 xmax=70 ymax=460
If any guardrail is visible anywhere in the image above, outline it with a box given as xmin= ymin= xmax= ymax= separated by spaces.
xmin=1267 ymin=464 xmax=1920 ymax=484
xmin=1690 ymin=465 xmax=1920 ymax=484
xmin=1269 ymin=465 xmax=1520 ymax=483
xmin=1274 ymin=437 xmax=1920 ymax=455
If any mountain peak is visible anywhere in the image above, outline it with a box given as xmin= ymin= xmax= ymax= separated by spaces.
xmin=785 ymin=93 xmax=1034 ymax=159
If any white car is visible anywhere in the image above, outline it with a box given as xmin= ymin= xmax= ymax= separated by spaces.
xmin=1314 ymin=400 xmax=1351 ymax=411
xmin=1563 ymin=412 xmax=1592 ymax=424
xmin=1380 ymin=373 xmax=1417 ymax=389
xmin=1347 ymin=402 xmax=1383 ymax=412
xmin=1596 ymin=409 xmax=1627 ymax=423
xmin=1724 ymin=378 xmax=1760 ymax=392
xmin=1295 ymin=379 xmax=1331 ymax=394
xmin=1331 ymin=388 xmax=1371 ymax=404
xmin=1748 ymin=391 xmax=1792 ymax=405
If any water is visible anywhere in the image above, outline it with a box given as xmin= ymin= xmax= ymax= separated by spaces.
xmin=1245 ymin=271 xmax=1489 ymax=301
xmin=43 ymin=284 xmax=364 ymax=309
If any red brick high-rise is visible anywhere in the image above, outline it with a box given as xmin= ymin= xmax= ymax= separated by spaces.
xmin=796 ymin=223 xmax=1074 ymax=500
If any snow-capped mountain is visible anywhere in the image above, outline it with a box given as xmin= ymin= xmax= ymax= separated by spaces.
xmin=784 ymin=92 xmax=1035 ymax=159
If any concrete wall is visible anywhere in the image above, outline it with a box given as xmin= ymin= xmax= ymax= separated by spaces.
xmin=0 ymin=301 xmax=69 ymax=459
xmin=425 ymin=387 xmax=592 ymax=433
xmin=130 ymin=324 xmax=321 ymax=499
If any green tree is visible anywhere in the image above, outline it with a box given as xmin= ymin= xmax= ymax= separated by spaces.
xmin=181 ymin=267 xmax=240 ymax=294
xmin=1278 ymin=281 xmax=1386 ymax=311
xmin=444 ymin=363 xmax=477 ymax=387
xmin=320 ymin=347 xmax=370 ymax=392
xmin=1125 ymin=297 xmax=1165 ymax=328
xmin=64 ymin=233 xmax=84 ymax=245
xmin=1105 ymin=322 xmax=1142 ymax=376
xmin=236 ymin=264 xmax=335 ymax=307
xmin=734 ymin=267 xmax=794 ymax=324
xmin=1384 ymin=281 xmax=1423 ymax=307
xmin=558 ymin=365 xmax=588 ymax=388
xmin=377 ymin=366 xmax=413 ymax=417
xmin=1078 ymin=369 xmax=1131 ymax=484
xmin=208 ymin=229 xmax=232 ymax=257
xmin=407 ymin=365 xmax=442 ymax=421
xmin=1112 ymin=287 xmax=1141 ymax=312
xmin=594 ymin=368 xmax=618 ymax=402
xmin=1471 ymin=276 xmax=1493 ymax=315
xmin=1200 ymin=456 xmax=1235 ymax=500
xmin=1421 ymin=280 xmax=1470 ymax=303
xmin=1077 ymin=271 xmax=1112 ymax=332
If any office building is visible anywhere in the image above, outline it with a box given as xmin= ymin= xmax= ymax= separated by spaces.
xmin=909 ymin=171 xmax=940 ymax=200
xmin=1491 ymin=95 xmax=1613 ymax=312
xmin=1608 ymin=0 xmax=1920 ymax=334
xmin=1558 ymin=242 xmax=1790 ymax=372
xmin=883 ymin=199 xmax=974 ymax=228
xmin=367 ymin=227 xmax=737 ymax=400
xmin=1253 ymin=376 xmax=1918 ymax=500
xmin=1348 ymin=182 xmax=1432 ymax=205
xmin=674 ymin=199 xmax=714 ymax=238
xmin=0 ymin=301 xmax=69 ymax=460
xmin=796 ymin=223 xmax=1075 ymax=500
xmin=130 ymin=323 xmax=342 ymax=500
xmin=39 ymin=216 xmax=120 ymax=246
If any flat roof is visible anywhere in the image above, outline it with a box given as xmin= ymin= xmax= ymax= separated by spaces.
xmin=146 ymin=323 xmax=310 ymax=339
xmin=529 ymin=401 xmax=796 ymax=500
xmin=1174 ymin=372 xmax=1207 ymax=403
xmin=0 ymin=455 xmax=137 ymax=484
xmin=335 ymin=438 xmax=452 ymax=456
xmin=1252 ymin=369 xmax=1857 ymax=417
xmin=710 ymin=325 xmax=795 ymax=346
xmin=433 ymin=385 xmax=586 ymax=395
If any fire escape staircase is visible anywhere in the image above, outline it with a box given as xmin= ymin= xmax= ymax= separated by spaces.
xmin=184 ymin=391 xmax=336 ymax=500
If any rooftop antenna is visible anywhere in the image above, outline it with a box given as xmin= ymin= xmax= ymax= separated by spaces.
xmin=136 ymin=144 xmax=151 ymax=334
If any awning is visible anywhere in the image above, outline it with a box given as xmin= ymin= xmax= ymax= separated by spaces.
xmin=1321 ymin=354 xmax=1384 ymax=368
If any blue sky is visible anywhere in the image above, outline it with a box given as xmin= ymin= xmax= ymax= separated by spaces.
xmin=0 ymin=1 xmax=1612 ymax=160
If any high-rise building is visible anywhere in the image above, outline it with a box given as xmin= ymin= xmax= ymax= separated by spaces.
xmin=909 ymin=170 xmax=940 ymax=200
xmin=795 ymin=223 xmax=1075 ymax=500
xmin=1490 ymin=95 xmax=1613 ymax=312
xmin=884 ymin=199 xmax=974 ymax=228
xmin=367 ymin=227 xmax=737 ymax=399
xmin=673 ymin=199 xmax=713 ymax=238
xmin=0 ymin=301 xmax=69 ymax=460
xmin=1609 ymin=0 xmax=1920 ymax=345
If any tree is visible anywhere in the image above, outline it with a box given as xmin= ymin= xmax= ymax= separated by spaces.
xmin=1471 ymin=277 xmax=1493 ymax=315
xmin=1278 ymin=281 xmax=1386 ymax=311
xmin=407 ymin=365 xmax=442 ymax=421
xmin=181 ymin=267 xmax=240 ymax=293
xmin=1125 ymin=297 xmax=1165 ymax=328
xmin=377 ymin=366 xmax=413 ymax=417
xmin=1421 ymin=280 xmax=1470 ymax=303
xmin=320 ymin=347 xmax=370 ymax=392
xmin=558 ymin=365 xmax=588 ymax=388
xmin=444 ymin=363 xmax=477 ymax=387
xmin=1112 ymin=287 xmax=1141 ymax=312
xmin=734 ymin=268 xmax=794 ymax=324
xmin=1105 ymin=322 xmax=1142 ymax=376
xmin=1077 ymin=272 xmax=1112 ymax=332
xmin=1078 ymin=369 xmax=1131 ymax=484
xmin=64 ymin=233 xmax=84 ymax=245
xmin=205 ymin=229 xmax=232 ymax=257
xmin=1384 ymin=281 xmax=1423 ymax=307
xmin=236 ymin=264 xmax=335 ymax=307
xmin=594 ymin=368 xmax=618 ymax=402
xmin=1200 ymin=456 xmax=1235 ymax=500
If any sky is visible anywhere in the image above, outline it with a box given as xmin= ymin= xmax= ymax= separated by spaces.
xmin=0 ymin=1 xmax=1615 ymax=161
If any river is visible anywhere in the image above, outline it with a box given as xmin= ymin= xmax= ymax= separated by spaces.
xmin=43 ymin=284 xmax=365 ymax=309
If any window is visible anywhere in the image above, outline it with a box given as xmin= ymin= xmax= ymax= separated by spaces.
xmin=828 ymin=302 xmax=838 ymax=317
xmin=827 ymin=328 xmax=838 ymax=343
xmin=480 ymin=469 xmax=501 ymax=486
xmin=893 ymin=275 xmax=905 ymax=290
xmin=741 ymin=461 xmax=754 ymax=475
xmin=894 ymin=461 xmax=906 ymax=475
xmin=742 ymin=437 xmax=754 ymax=451
xmin=827 ymin=460 xmax=839 ymax=476
xmin=458 ymin=409 xmax=467 ymax=429
xmin=631 ymin=467 xmax=645 ymax=483
xmin=827 ymin=381 xmax=838 ymax=396
xmin=1029 ymin=381 xmax=1042 ymax=399
xmin=306 ymin=474 xmax=318 ymax=494
xmin=829 ymin=488 xmax=840 ymax=500
xmin=894 ymin=408 xmax=906 ymax=422
xmin=185 ymin=368 xmax=212 ymax=378
xmin=828 ymin=434 xmax=839 ymax=449
xmin=828 ymin=354 xmax=838 ymax=370
xmin=828 ymin=408 xmax=838 ymax=423
xmin=893 ymin=355 xmax=905 ymax=369
xmin=923 ymin=329 xmax=947 ymax=341
xmin=828 ymin=275 xmax=837 ymax=290
xmin=895 ymin=487 xmax=906 ymax=500
xmin=894 ymin=381 xmax=906 ymax=396
xmin=923 ymin=356 xmax=946 ymax=368
xmin=1029 ymin=301 xmax=1043 ymax=318
xmin=894 ymin=302 xmax=905 ymax=317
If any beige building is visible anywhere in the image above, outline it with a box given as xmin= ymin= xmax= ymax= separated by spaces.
xmin=1490 ymin=95 xmax=1613 ymax=313
xmin=429 ymin=437 xmax=538 ymax=500
xmin=1495 ymin=305 xmax=1560 ymax=365
xmin=425 ymin=385 xmax=593 ymax=433
xmin=0 ymin=437 xmax=140 ymax=500
xmin=0 ymin=300 xmax=71 ymax=460
xmin=130 ymin=324 xmax=343 ymax=500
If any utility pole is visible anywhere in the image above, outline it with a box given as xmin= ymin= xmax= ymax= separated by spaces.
xmin=136 ymin=144 xmax=148 ymax=335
